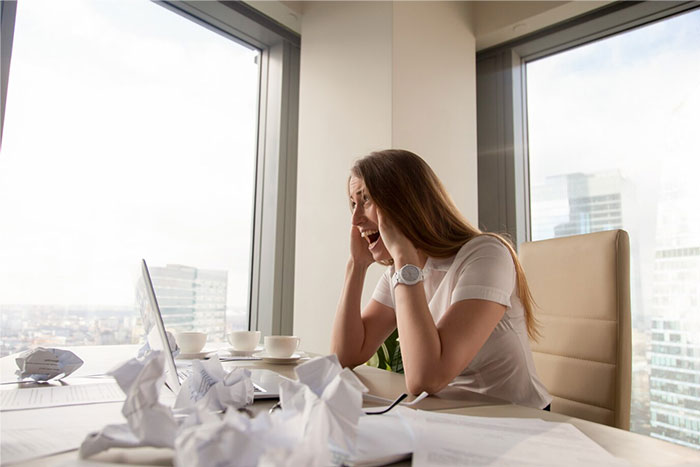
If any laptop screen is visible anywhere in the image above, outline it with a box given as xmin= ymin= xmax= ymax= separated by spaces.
xmin=137 ymin=259 xmax=285 ymax=399
xmin=138 ymin=259 xmax=183 ymax=392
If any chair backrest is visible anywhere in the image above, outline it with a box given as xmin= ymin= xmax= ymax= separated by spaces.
xmin=520 ymin=229 xmax=631 ymax=429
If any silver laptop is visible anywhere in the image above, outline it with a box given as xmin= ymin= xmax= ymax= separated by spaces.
xmin=139 ymin=259 xmax=284 ymax=399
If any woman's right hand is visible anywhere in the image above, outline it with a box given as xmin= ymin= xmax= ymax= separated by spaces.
xmin=349 ymin=225 xmax=374 ymax=269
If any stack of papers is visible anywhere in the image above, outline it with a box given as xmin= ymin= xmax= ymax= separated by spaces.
xmin=349 ymin=408 xmax=628 ymax=466
xmin=410 ymin=411 xmax=628 ymax=466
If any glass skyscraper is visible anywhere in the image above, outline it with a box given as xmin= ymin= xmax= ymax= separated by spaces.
xmin=149 ymin=264 xmax=228 ymax=340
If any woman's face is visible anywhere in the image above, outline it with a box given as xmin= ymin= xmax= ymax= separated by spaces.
xmin=349 ymin=176 xmax=391 ymax=263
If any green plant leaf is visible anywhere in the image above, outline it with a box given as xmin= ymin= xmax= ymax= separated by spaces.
xmin=366 ymin=352 xmax=380 ymax=368
xmin=366 ymin=329 xmax=403 ymax=373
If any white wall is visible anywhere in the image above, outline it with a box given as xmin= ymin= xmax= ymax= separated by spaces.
xmin=294 ymin=1 xmax=393 ymax=354
xmin=294 ymin=1 xmax=477 ymax=354
xmin=393 ymin=1 xmax=477 ymax=222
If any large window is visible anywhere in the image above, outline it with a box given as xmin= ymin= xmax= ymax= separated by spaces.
xmin=0 ymin=0 xmax=299 ymax=356
xmin=526 ymin=8 xmax=700 ymax=449
xmin=478 ymin=2 xmax=700 ymax=450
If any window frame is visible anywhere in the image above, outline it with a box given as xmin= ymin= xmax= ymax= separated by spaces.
xmin=0 ymin=0 xmax=17 ymax=148
xmin=0 ymin=0 xmax=299 ymax=337
xmin=476 ymin=0 xmax=699 ymax=248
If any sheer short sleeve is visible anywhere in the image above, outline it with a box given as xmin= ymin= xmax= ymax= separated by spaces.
xmin=371 ymin=268 xmax=395 ymax=309
xmin=451 ymin=236 xmax=516 ymax=308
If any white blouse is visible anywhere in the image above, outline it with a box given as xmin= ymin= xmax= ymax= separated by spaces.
xmin=371 ymin=235 xmax=552 ymax=409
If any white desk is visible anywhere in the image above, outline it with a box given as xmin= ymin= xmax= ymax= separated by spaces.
xmin=2 ymin=345 xmax=699 ymax=466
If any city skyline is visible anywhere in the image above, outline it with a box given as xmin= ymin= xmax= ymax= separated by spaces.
xmin=0 ymin=300 xmax=249 ymax=358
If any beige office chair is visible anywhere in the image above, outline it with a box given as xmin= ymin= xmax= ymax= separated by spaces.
xmin=520 ymin=229 xmax=631 ymax=430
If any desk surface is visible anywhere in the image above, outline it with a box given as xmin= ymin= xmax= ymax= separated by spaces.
xmin=2 ymin=345 xmax=699 ymax=466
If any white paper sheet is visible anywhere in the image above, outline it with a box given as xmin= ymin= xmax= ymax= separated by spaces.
xmin=411 ymin=411 xmax=629 ymax=466
xmin=0 ymin=426 xmax=90 ymax=465
xmin=349 ymin=406 xmax=417 ymax=466
xmin=0 ymin=382 xmax=125 ymax=411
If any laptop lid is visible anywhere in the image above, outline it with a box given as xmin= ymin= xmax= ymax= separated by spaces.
xmin=139 ymin=259 xmax=182 ymax=393
xmin=138 ymin=259 xmax=284 ymax=399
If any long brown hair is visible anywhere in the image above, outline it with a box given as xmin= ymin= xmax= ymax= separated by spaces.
xmin=351 ymin=149 xmax=539 ymax=340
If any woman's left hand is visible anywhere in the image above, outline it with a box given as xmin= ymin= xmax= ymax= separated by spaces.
xmin=377 ymin=209 xmax=420 ymax=264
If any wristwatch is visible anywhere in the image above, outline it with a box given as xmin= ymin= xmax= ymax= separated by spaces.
xmin=392 ymin=264 xmax=424 ymax=288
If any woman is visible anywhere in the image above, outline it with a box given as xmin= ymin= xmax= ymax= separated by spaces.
xmin=331 ymin=149 xmax=551 ymax=409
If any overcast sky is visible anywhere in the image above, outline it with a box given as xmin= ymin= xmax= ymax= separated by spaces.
xmin=528 ymin=7 xmax=700 ymax=185
xmin=0 ymin=0 xmax=259 ymax=309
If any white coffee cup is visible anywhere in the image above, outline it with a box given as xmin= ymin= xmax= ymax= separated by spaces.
xmin=228 ymin=330 xmax=261 ymax=351
xmin=264 ymin=335 xmax=300 ymax=358
xmin=175 ymin=331 xmax=207 ymax=354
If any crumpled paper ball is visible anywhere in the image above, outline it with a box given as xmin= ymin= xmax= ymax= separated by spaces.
xmin=174 ymin=355 xmax=254 ymax=412
xmin=15 ymin=347 xmax=84 ymax=381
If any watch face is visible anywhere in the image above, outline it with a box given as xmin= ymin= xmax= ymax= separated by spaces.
xmin=401 ymin=265 xmax=421 ymax=283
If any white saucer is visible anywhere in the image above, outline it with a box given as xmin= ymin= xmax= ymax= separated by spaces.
xmin=254 ymin=352 xmax=303 ymax=364
xmin=176 ymin=351 xmax=211 ymax=360
xmin=225 ymin=348 xmax=260 ymax=357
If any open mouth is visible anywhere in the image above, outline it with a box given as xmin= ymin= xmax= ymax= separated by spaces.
xmin=361 ymin=230 xmax=381 ymax=250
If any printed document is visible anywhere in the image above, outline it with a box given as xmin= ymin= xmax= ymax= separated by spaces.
xmin=411 ymin=411 xmax=628 ymax=466
xmin=1 ymin=427 xmax=90 ymax=465
xmin=0 ymin=381 xmax=124 ymax=411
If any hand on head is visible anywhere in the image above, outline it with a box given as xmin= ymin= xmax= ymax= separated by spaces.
xmin=377 ymin=209 xmax=418 ymax=262
xmin=349 ymin=223 xmax=375 ymax=268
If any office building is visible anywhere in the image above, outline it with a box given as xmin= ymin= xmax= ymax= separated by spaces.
xmin=648 ymin=169 xmax=700 ymax=449
xmin=530 ymin=171 xmax=627 ymax=241
xmin=149 ymin=264 xmax=228 ymax=339
xmin=649 ymin=318 xmax=700 ymax=449
xmin=631 ymin=328 xmax=651 ymax=436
